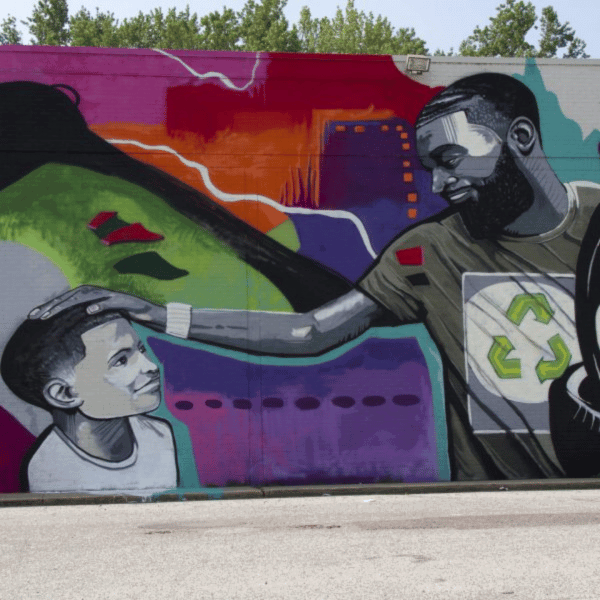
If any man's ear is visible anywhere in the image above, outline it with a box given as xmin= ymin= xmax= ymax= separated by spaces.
xmin=507 ymin=117 xmax=537 ymax=156
xmin=43 ymin=378 xmax=82 ymax=410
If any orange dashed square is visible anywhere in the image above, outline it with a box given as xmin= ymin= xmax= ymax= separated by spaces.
xmin=403 ymin=160 xmax=411 ymax=167
xmin=408 ymin=208 xmax=418 ymax=219
xmin=402 ymin=143 xmax=410 ymax=150
xmin=400 ymin=132 xmax=408 ymax=139
xmin=395 ymin=125 xmax=404 ymax=132
xmin=335 ymin=125 xmax=346 ymax=132
xmin=403 ymin=173 xmax=413 ymax=183
xmin=407 ymin=192 xmax=418 ymax=203
xmin=354 ymin=125 xmax=365 ymax=133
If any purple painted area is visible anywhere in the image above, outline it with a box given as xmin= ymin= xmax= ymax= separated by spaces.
xmin=0 ymin=46 xmax=267 ymax=125
xmin=291 ymin=118 xmax=447 ymax=280
xmin=150 ymin=336 xmax=441 ymax=486
xmin=289 ymin=212 xmax=374 ymax=281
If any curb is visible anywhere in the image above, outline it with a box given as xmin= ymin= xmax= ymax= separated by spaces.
xmin=3 ymin=479 xmax=600 ymax=508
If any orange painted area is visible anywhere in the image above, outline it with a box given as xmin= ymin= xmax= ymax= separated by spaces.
xmin=93 ymin=105 xmax=396 ymax=220
xmin=90 ymin=123 xmax=288 ymax=233
xmin=408 ymin=208 xmax=418 ymax=219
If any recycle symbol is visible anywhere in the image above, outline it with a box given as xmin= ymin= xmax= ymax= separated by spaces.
xmin=487 ymin=293 xmax=572 ymax=383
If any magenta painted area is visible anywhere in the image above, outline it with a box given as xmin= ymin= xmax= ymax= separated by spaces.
xmin=0 ymin=407 xmax=35 ymax=493
xmin=149 ymin=337 xmax=441 ymax=486
xmin=0 ymin=46 xmax=267 ymax=125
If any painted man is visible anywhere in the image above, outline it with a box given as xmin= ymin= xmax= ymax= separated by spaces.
xmin=1 ymin=305 xmax=178 ymax=493
xmin=31 ymin=73 xmax=600 ymax=481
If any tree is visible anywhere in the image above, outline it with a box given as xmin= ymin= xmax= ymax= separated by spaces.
xmin=238 ymin=0 xmax=300 ymax=52
xmin=198 ymin=8 xmax=240 ymax=51
xmin=26 ymin=0 xmax=70 ymax=46
xmin=70 ymin=8 xmax=119 ymax=48
xmin=0 ymin=16 xmax=22 ymax=45
xmin=459 ymin=0 xmax=588 ymax=58
xmin=297 ymin=1 xmax=428 ymax=55
xmin=459 ymin=0 xmax=536 ymax=57
xmin=537 ymin=6 xmax=588 ymax=58
xmin=151 ymin=7 xmax=202 ymax=50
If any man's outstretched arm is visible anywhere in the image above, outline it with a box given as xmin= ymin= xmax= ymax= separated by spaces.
xmin=29 ymin=286 xmax=393 ymax=356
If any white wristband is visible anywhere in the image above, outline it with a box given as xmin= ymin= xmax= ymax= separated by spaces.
xmin=166 ymin=302 xmax=192 ymax=339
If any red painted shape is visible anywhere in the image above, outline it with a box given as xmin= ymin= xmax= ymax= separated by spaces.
xmin=166 ymin=54 xmax=441 ymax=140
xmin=101 ymin=222 xmax=164 ymax=246
xmin=0 ymin=407 xmax=36 ymax=493
xmin=396 ymin=247 xmax=424 ymax=266
xmin=88 ymin=211 xmax=117 ymax=230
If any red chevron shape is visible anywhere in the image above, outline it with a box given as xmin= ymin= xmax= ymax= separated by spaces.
xmin=88 ymin=211 xmax=117 ymax=230
xmin=101 ymin=222 xmax=164 ymax=246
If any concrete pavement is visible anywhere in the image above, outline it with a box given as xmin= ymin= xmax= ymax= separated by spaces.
xmin=2 ymin=488 xmax=600 ymax=599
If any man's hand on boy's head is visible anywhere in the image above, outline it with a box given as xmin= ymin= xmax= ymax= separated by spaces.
xmin=28 ymin=285 xmax=167 ymax=330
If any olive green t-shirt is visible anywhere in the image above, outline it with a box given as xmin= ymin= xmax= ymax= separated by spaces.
xmin=359 ymin=182 xmax=600 ymax=480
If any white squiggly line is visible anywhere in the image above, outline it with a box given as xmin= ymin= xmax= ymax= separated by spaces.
xmin=151 ymin=48 xmax=261 ymax=92
xmin=107 ymin=139 xmax=379 ymax=259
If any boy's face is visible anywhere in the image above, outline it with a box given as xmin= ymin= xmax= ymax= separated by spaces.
xmin=72 ymin=318 xmax=161 ymax=419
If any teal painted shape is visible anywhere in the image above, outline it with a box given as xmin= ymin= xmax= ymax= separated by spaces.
xmin=516 ymin=59 xmax=600 ymax=185
xmin=133 ymin=323 xmax=201 ymax=491
xmin=138 ymin=322 xmax=451 ymax=497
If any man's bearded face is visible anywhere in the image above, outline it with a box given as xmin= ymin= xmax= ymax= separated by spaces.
xmin=417 ymin=110 xmax=534 ymax=239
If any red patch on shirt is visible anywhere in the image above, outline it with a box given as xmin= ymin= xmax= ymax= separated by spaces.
xmin=395 ymin=246 xmax=423 ymax=266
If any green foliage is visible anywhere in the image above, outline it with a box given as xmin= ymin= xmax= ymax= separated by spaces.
xmin=5 ymin=0 xmax=589 ymax=58
xmin=238 ymin=0 xmax=300 ymax=52
xmin=459 ymin=0 xmax=588 ymax=58
xmin=198 ymin=8 xmax=240 ymax=51
xmin=459 ymin=0 xmax=537 ymax=57
xmin=297 ymin=1 xmax=428 ymax=55
xmin=70 ymin=8 xmax=119 ymax=48
xmin=537 ymin=6 xmax=588 ymax=58
xmin=117 ymin=7 xmax=203 ymax=50
xmin=0 ymin=16 xmax=22 ymax=45
xmin=26 ymin=0 xmax=70 ymax=46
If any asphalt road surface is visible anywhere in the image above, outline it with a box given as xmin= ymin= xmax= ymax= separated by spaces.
xmin=2 ymin=489 xmax=600 ymax=599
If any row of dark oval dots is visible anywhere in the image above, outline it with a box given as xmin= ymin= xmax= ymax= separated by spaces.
xmin=174 ymin=395 xmax=420 ymax=411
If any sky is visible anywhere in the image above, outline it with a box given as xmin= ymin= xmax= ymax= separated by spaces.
xmin=5 ymin=0 xmax=600 ymax=58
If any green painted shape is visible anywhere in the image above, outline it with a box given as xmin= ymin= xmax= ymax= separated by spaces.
xmin=266 ymin=218 xmax=300 ymax=252
xmin=92 ymin=215 xmax=129 ymax=239
xmin=536 ymin=333 xmax=572 ymax=383
xmin=488 ymin=335 xmax=522 ymax=379
xmin=506 ymin=292 xmax=554 ymax=325
xmin=0 ymin=164 xmax=293 ymax=312
xmin=113 ymin=251 xmax=189 ymax=280
xmin=515 ymin=60 xmax=600 ymax=185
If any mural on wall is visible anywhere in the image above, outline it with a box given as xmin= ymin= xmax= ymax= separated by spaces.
xmin=0 ymin=46 xmax=599 ymax=493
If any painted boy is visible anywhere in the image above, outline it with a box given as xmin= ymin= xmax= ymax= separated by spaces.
xmin=1 ymin=304 xmax=178 ymax=493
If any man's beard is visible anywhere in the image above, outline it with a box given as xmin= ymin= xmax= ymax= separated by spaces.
xmin=457 ymin=145 xmax=534 ymax=240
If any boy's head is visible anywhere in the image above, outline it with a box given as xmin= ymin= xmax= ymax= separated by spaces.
xmin=1 ymin=304 xmax=161 ymax=419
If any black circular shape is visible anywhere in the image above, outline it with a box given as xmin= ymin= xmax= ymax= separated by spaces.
xmin=295 ymin=397 xmax=320 ymax=410
xmin=233 ymin=399 xmax=252 ymax=410
xmin=363 ymin=395 xmax=386 ymax=407
xmin=175 ymin=400 xmax=194 ymax=411
xmin=332 ymin=396 xmax=355 ymax=408
xmin=392 ymin=394 xmax=420 ymax=406
xmin=205 ymin=399 xmax=222 ymax=409
xmin=263 ymin=397 xmax=284 ymax=408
